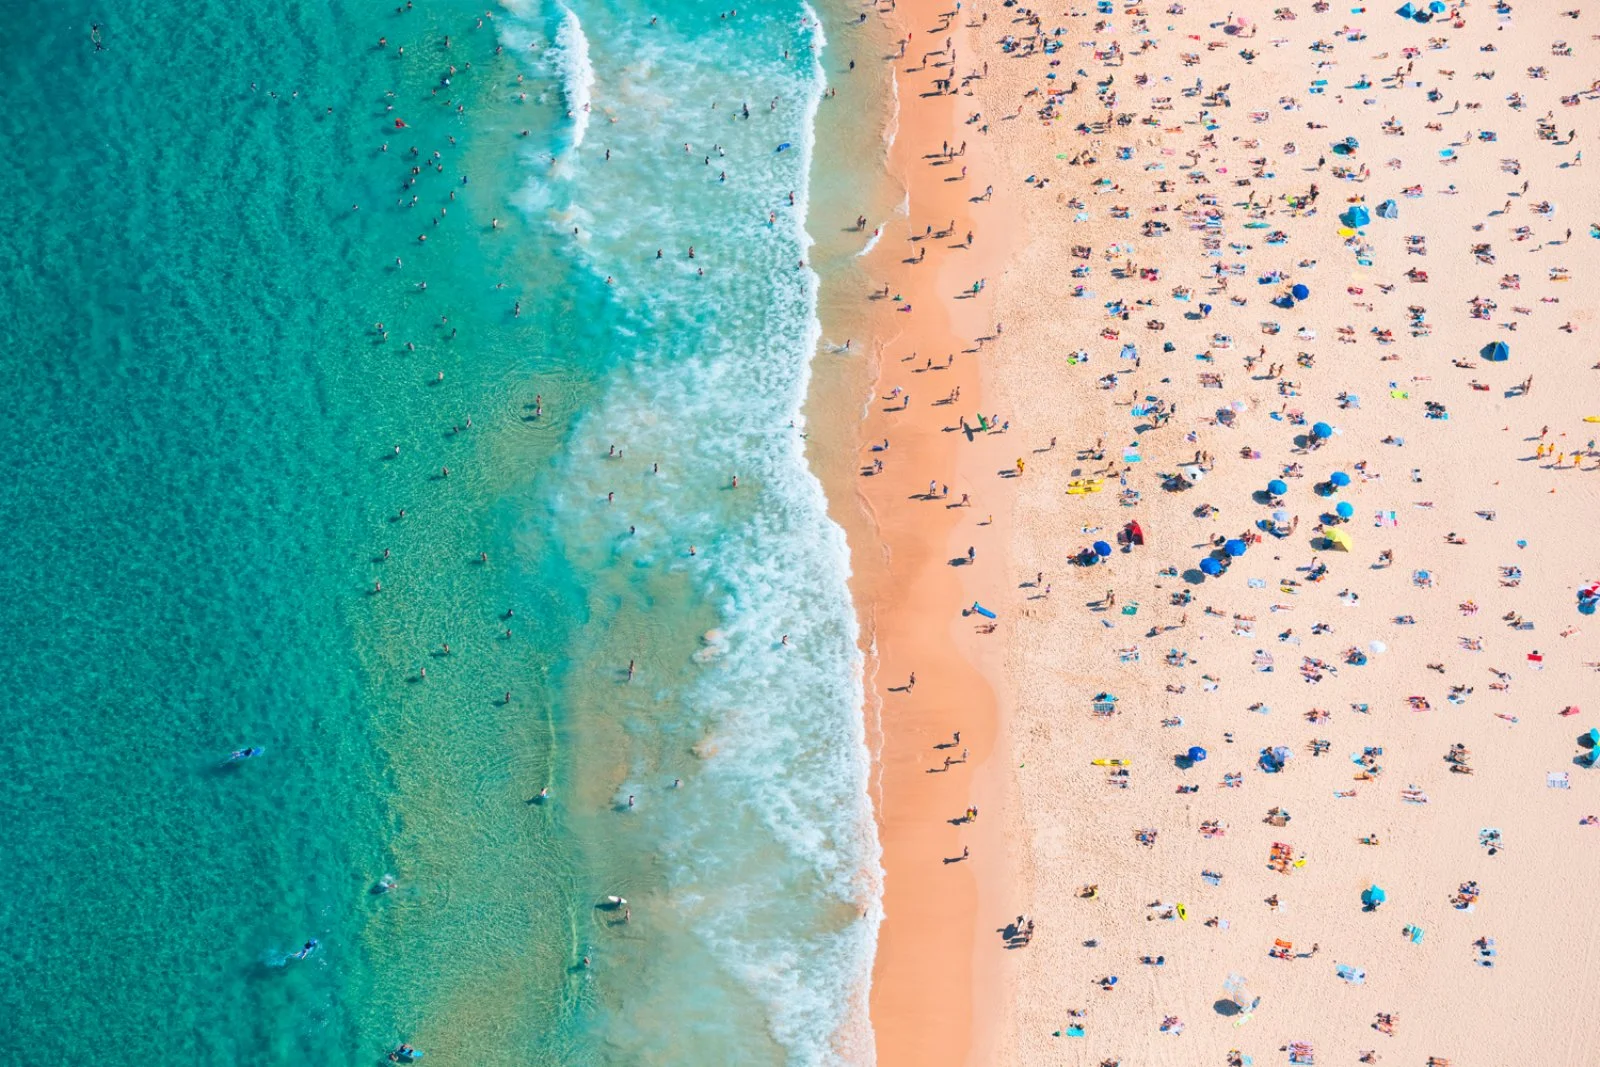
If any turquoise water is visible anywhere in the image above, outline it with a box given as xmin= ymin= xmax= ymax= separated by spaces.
xmin=0 ymin=0 xmax=889 ymax=1062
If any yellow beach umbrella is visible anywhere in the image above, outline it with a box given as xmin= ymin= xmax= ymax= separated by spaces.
xmin=1326 ymin=527 xmax=1353 ymax=551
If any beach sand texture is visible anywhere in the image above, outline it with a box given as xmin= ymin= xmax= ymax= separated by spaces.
xmin=851 ymin=0 xmax=1600 ymax=1064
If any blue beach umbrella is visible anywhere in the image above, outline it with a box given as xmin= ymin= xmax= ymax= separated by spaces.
xmin=1093 ymin=540 xmax=1113 ymax=557
xmin=1311 ymin=421 xmax=1333 ymax=439
xmin=1330 ymin=471 xmax=1351 ymax=487
xmin=1362 ymin=885 xmax=1387 ymax=908
xmin=1199 ymin=556 xmax=1224 ymax=576
xmin=1291 ymin=283 xmax=1310 ymax=300
xmin=1335 ymin=500 xmax=1355 ymax=519
xmin=1187 ymin=746 xmax=1208 ymax=763
xmin=1267 ymin=478 xmax=1289 ymax=496
xmin=1482 ymin=341 xmax=1510 ymax=362
xmin=1224 ymin=539 xmax=1248 ymax=557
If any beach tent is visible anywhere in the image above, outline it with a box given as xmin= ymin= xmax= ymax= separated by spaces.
xmin=1326 ymin=528 xmax=1353 ymax=551
xmin=1362 ymin=885 xmax=1387 ymax=908
xmin=1340 ymin=205 xmax=1371 ymax=228
xmin=1290 ymin=283 xmax=1310 ymax=301
xmin=1199 ymin=556 xmax=1224 ymax=576
xmin=1482 ymin=341 xmax=1510 ymax=362
xmin=1272 ymin=295 xmax=1297 ymax=309
xmin=1267 ymin=478 xmax=1289 ymax=496
xmin=1395 ymin=1 xmax=1416 ymax=15
xmin=1329 ymin=471 xmax=1351 ymax=487
xmin=1311 ymin=421 xmax=1334 ymax=439
xmin=1335 ymin=501 xmax=1355 ymax=519
xmin=1377 ymin=199 xmax=1399 ymax=219
xmin=1224 ymin=539 xmax=1248 ymax=557
xmin=1120 ymin=343 xmax=1138 ymax=360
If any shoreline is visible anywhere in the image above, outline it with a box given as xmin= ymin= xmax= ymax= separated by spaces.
xmin=805 ymin=0 xmax=1023 ymax=1061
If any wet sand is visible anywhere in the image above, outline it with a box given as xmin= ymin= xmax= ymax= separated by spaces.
xmin=807 ymin=0 xmax=1023 ymax=1062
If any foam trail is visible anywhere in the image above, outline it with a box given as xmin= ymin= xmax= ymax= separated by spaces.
xmin=856 ymin=225 xmax=883 ymax=257
xmin=553 ymin=4 xmax=594 ymax=150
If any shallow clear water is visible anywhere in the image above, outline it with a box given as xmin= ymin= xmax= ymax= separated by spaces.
xmin=0 ymin=0 xmax=889 ymax=1062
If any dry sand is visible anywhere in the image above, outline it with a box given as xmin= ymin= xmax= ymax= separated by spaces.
xmin=839 ymin=0 xmax=1600 ymax=1064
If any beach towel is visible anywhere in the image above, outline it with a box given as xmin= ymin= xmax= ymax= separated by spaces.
xmin=1335 ymin=963 xmax=1367 ymax=984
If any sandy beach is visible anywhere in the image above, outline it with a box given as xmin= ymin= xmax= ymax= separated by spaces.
xmin=837 ymin=0 xmax=1600 ymax=1063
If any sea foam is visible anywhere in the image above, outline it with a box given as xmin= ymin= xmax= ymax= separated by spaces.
xmin=506 ymin=3 xmax=882 ymax=1062
xmin=552 ymin=4 xmax=595 ymax=151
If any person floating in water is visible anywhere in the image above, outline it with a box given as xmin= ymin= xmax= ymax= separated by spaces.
xmin=293 ymin=939 xmax=318 ymax=960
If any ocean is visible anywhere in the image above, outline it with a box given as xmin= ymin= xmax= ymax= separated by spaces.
xmin=0 ymin=0 xmax=895 ymax=1062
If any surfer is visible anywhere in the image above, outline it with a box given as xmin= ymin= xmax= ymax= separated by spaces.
xmin=294 ymin=939 xmax=318 ymax=960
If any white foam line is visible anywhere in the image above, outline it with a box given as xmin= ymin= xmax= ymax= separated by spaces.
xmin=553 ymin=3 xmax=595 ymax=151
xmin=856 ymin=225 xmax=884 ymax=258
xmin=796 ymin=5 xmax=883 ymax=1063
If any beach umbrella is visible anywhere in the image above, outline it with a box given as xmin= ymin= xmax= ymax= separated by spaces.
xmin=1187 ymin=746 xmax=1208 ymax=763
xmin=1396 ymin=1 xmax=1416 ymax=16
xmin=1224 ymin=538 xmax=1248 ymax=557
xmin=1093 ymin=540 xmax=1113 ymax=557
xmin=1290 ymin=283 xmax=1310 ymax=300
xmin=1362 ymin=885 xmax=1387 ymax=907
xmin=1326 ymin=528 xmax=1353 ymax=551
xmin=1586 ymin=728 xmax=1600 ymax=748
xmin=1335 ymin=500 xmax=1355 ymax=519
xmin=1199 ymin=556 xmax=1224 ymax=576
xmin=1429 ymin=0 xmax=1446 ymax=9
xmin=1482 ymin=341 xmax=1510 ymax=362
xmin=1267 ymin=478 xmax=1289 ymax=496
xmin=1272 ymin=509 xmax=1290 ymax=524
xmin=1329 ymin=471 xmax=1351 ymax=487
xmin=1311 ymin=421 xmax=1333 ymax=439
xmin=1368 ymin=640 xmax=1387 ymax=655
